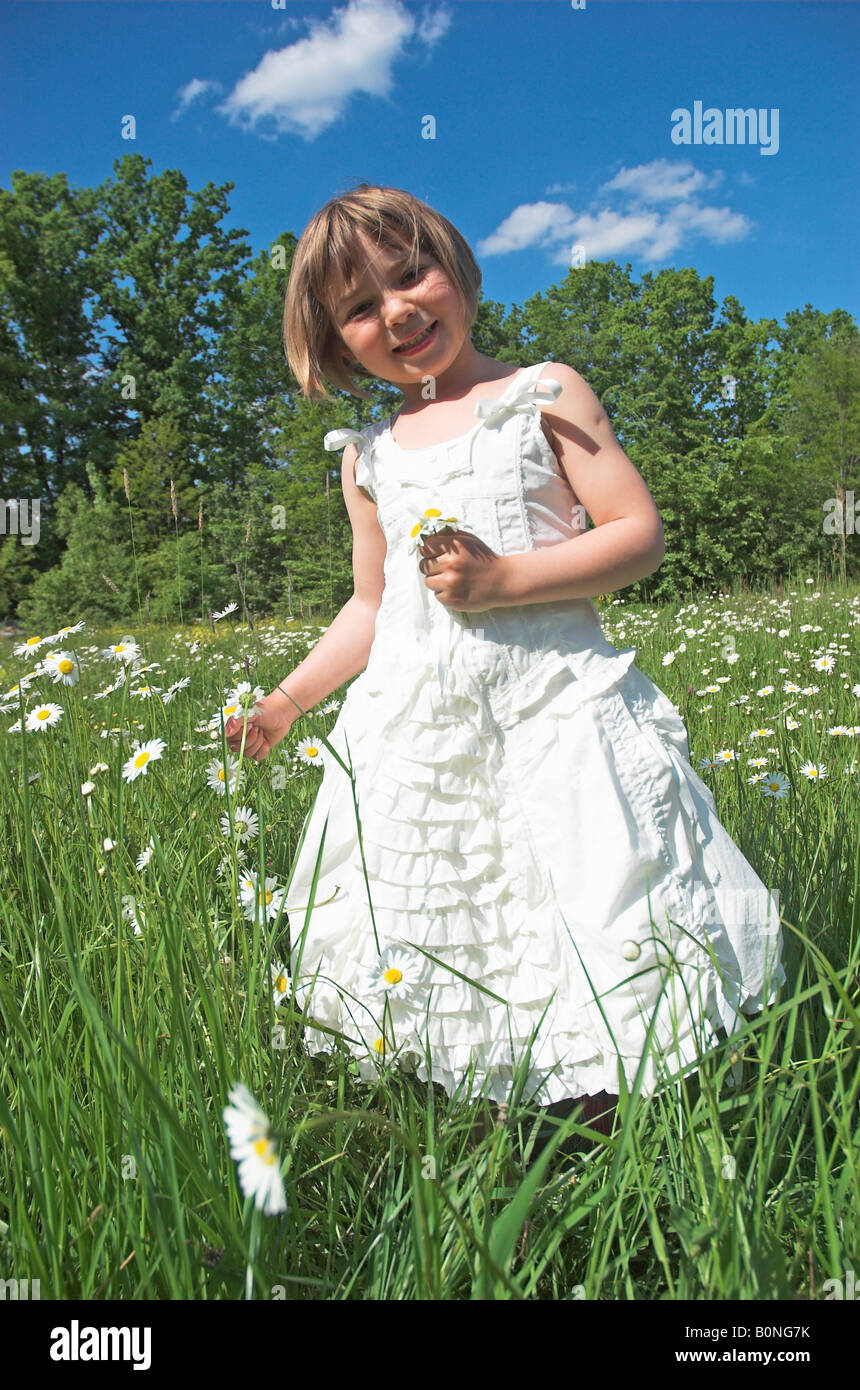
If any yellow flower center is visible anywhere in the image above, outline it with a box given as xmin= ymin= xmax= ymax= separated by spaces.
xmin=373 ymin=1037 xmax=387 ymax=1055
xmin=26 ymin=637 xmax=40 ymax=646
xmin=258 ymin=890 xmax=273 ymax=906
xmin=58 ymin=660 xmax=73 ymax=674
xmin=253 ymin=1136 xmax=276 ymax=1167
xmin=37 ymin=710 xmax=50 ymax=720
xmin=274 ymin=973 xmax=288 ymax=992
xmin=217 ymin=768 xmax=225 ymax=781
xmin=384 ymin=968 xmax=403 ymax=985
xmin=306 ymin=746 xmax=318 ymax=758
xmin=134 ymin=752 xmax=150 ymax=768
xmin=224 ymin=704 xmax=238 ymax=716
xmin=424 ymin=508 xmax=441 ymax=519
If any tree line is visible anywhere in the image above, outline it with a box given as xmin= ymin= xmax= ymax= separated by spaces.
xmin=1 ymin=153 xmax=857 ymax=628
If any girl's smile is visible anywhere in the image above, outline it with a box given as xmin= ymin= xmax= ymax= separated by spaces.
xmin=393 ymin=320 xmax=438 ymax=355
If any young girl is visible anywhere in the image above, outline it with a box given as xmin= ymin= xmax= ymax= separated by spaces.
xmin=225 ymin=183 xmax=785 ymax=1137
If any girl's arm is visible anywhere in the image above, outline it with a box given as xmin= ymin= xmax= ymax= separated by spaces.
xmin=497 ymin=364 xmax=665 ymax=606
xmin=225 ymin=443 xmax=385 ymax=759
xmin=268 ymin=441 xmax=387 ymax=720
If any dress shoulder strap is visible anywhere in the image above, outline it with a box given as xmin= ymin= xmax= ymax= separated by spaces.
xmin=323 ymin=426 xmax=377 ymax=498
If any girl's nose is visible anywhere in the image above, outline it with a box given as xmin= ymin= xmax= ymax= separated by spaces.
xmin=384 ymin=292 xmax=415 ymax=324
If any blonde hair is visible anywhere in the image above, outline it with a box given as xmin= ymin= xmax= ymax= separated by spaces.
xmin=284 ymin=183 xmax=482 ymax=401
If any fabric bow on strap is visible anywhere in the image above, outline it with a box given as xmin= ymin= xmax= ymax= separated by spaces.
xmin=324 ymin=427 xmax=374 ymax=493
xmin=472 ymin=377 xmax=563 ymax=426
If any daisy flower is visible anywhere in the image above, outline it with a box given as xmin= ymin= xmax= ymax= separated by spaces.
xmin=270 ymin=961 xmax=291 ymax=1007
xmin=799 ymin=761 xmax=827 ymax=782
xmin=222 ymin=1082 xmax=287 ymax=1215
xmin=42 ymin=650 xmax=80 ymax=686
xmin=760 ymin=772 xmax=790 ymax=799
xmin=239 ymin=871 xmax=285 ymax=923
xmin=408 ymin=507 xmax=464 ymax=552
xmin=220 ymin=806 xmax=259 ymax=842
xmin=207 ymin=755 xmax=243 ymax=797
xmin=785 ymin=717 xmax=801 ymax=731
xmin=136 ymin=837 xmax=155 ymax=871
xmin=813 ymin=655 xmax=836 ymax=672
xmin=24 ymin=703 xmax=63 ymax=731
xmin=103 ymin=637 xmax=141 ymax=665
xmin=364 ymin=947 xmax=423 ymax=1002
xmin=13 ymin=635 xmax=45 ymax=658
xmin=161 ymin=676 xmax=191 ymax=705
xmin=748 ymin=728 xmax=775 ymax=740
xmin=122 ymin=738 xmax=167 ymax=783
xmin=714 ymin=748 xmax=737 ymax=763
xmin=295 ymin=737 xmax=325 ymax=767
xmin=48 ymin=621 xmax=85 ymax=641
xmin=81 ymin=781 xmax=95 ymax=797
xmin=121 ymin=894 xmax=145 ymax=936
xmin=226 ymin=682 xmax=265 ymax=708
xmin=212 ymin=601 xmax=239 ymax=622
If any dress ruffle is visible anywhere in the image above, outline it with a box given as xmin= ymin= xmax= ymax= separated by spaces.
xmin=286 ymin=633 xmax=784 ymax=1106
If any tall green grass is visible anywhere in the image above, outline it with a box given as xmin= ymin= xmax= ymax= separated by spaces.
xmin=0 ymin=580 xmax=857 ymax=1298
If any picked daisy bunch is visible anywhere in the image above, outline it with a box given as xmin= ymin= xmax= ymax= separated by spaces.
xmin=408 ymin=506 xmax=476 ymax=555
xmin=409 ymin=507 xmax=477 ymax=624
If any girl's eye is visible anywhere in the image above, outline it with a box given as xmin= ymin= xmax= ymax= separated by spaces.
xmin=346 ymin=266 xmax=427 ymax=320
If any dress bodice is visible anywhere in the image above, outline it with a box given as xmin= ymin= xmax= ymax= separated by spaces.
xmin=323 ymin=361 xmax=629 ymax=703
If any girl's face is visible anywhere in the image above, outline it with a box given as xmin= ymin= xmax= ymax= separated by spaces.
xmin=330 ymin=235 xmax=469 ymax=388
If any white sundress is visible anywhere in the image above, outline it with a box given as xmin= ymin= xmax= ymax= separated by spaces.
xmin=283 ymin=361 xmax=785 ymax=1107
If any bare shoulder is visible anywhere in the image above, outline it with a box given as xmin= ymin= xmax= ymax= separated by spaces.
xmin=533 ymin=361 xmax=664 ymax=542
xmin=537 ymin=361 xmax=607 ymax=425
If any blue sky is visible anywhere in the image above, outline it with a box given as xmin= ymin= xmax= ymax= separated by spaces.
xmin=1 ymin=0 xmax=857 ymax=332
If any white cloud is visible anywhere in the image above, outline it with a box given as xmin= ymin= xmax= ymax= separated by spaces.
xmin=417 ymin=6 xmax=453 ymax=46
xmin=477 ymin=201 xmax=579 ymax=256
xmin=599 ymin=158 xmax=721 ymax=203
xmin=216 ymin=0 xmax=449 ymax=141
xmin=479 ymin=159 xmax=754 ymax=268
xmin=172 ymin=78 xmax=222 ymax=121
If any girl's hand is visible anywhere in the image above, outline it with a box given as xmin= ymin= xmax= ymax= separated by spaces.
xmin=418 ymin=530 xmax=511 ymax=612
xmin=224 ymin=692 xmax=294 ymax=762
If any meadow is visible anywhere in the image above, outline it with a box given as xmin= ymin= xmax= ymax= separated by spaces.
xmin=0 ymin=575 xmax=857 ymax=1300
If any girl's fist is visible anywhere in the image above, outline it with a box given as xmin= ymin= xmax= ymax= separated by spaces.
xmin=418 ymin=529 xmax=511 ymax=612
xmin=224 ymin=692 xmax=294 ymax=762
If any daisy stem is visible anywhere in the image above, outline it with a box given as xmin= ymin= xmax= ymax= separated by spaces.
xmin=244 ymin=1206 xmax=262 ymax=1300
